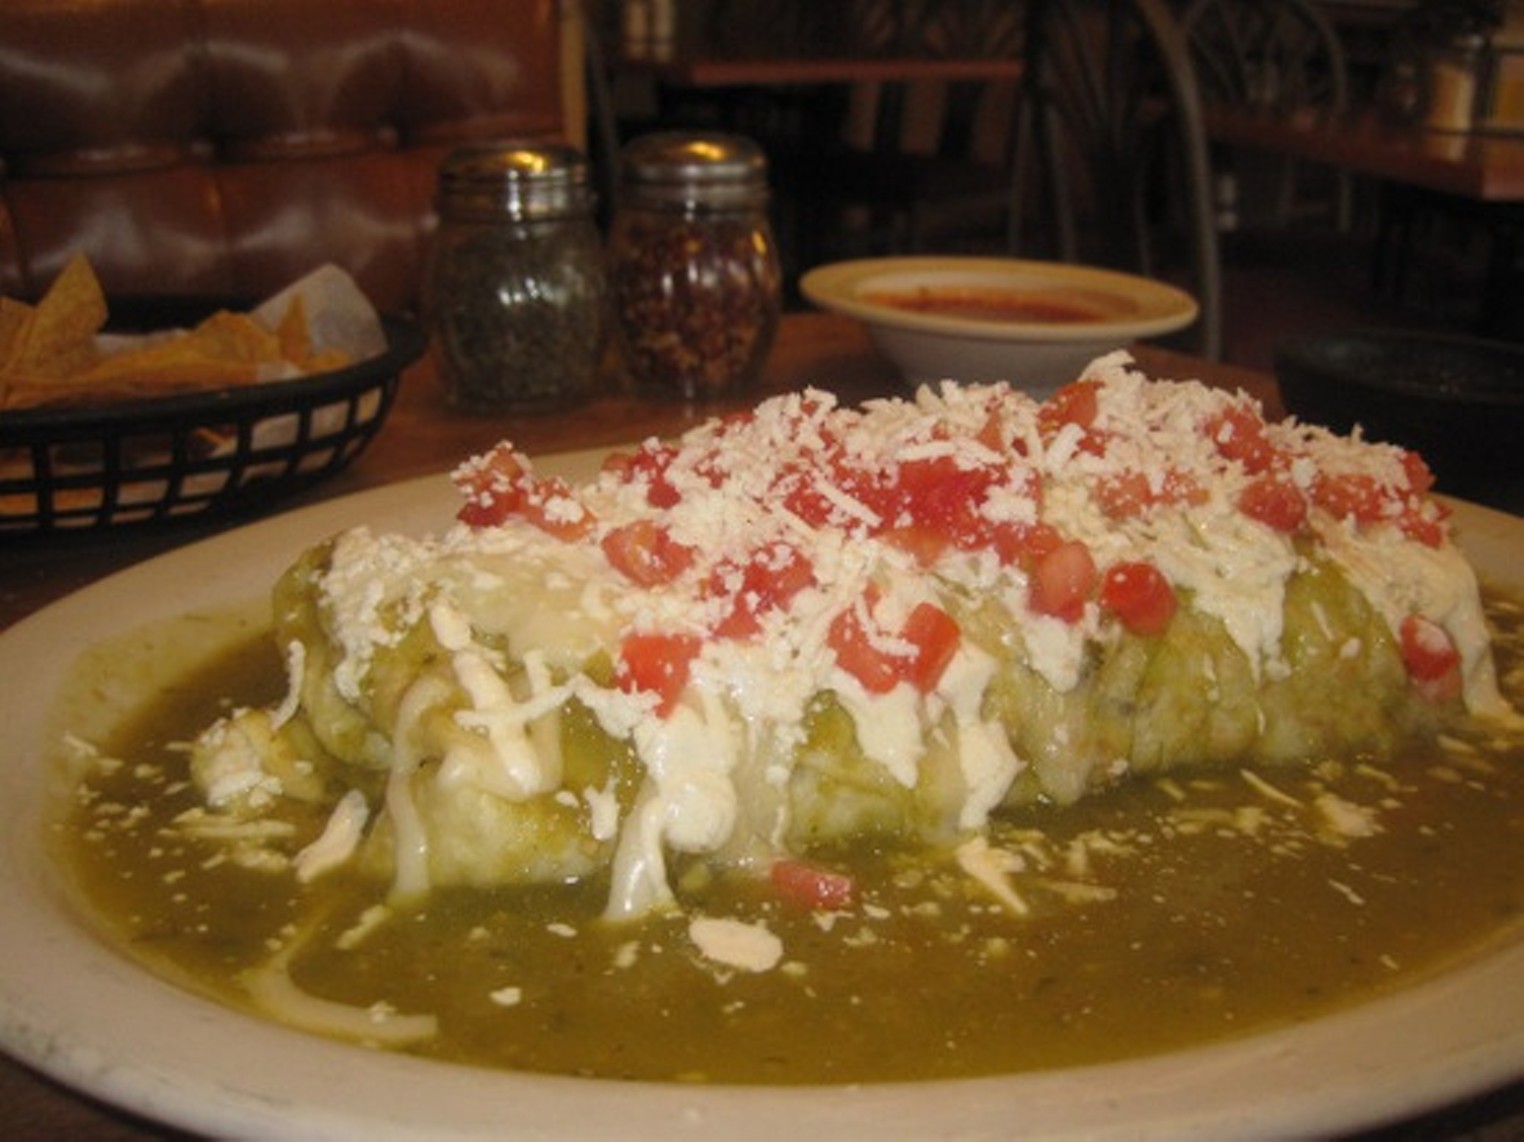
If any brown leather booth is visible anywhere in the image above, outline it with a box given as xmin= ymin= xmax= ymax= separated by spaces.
xmin=0 ymin=0 xmax=579 ymax=313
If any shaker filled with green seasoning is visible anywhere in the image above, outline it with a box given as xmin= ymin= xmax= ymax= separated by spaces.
xmin=609 ymin=131 xmax=782 ymax=400
xmin=425 ymin=141 xmax=607 ymax=412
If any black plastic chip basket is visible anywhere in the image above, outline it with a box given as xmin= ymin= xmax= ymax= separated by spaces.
xmin=0 ymin=300 xmax=426 ymax=534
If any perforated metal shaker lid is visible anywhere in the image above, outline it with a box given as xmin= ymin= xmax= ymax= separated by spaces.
xmin=618 ymin=131 xmax=770 ymax=208
xmin=437 ymin=142 xmax=596 ymax=221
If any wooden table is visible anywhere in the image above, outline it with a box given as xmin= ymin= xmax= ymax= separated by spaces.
xmin=1203 ymin=107 xmax=1524 ymax=202
xmin=617 ymin=51 xmax=1024 ymax=89
xmin=1203 ymin=105 xmax=1524 ymax=335
xmin=1 ymin=312 xmax=1520 ymax=1140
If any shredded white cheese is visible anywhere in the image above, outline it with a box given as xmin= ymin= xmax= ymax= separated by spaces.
xmin=688 ymin=916 xmax=784 ymax=973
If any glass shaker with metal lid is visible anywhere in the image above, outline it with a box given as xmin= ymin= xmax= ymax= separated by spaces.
xmin=425 ymin=141 xmax=607 ymax=412
xmin=608 ymin=131 xmax=782 ymax=400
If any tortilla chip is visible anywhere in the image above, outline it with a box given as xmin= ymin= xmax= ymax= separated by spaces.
xmin=303 ymin=347 xmax=353 ymax=373
xmin=0 ymin=255 xmax=368 ymax=413
xmin=76 ymin=335 xmax=264 ymax=391
xmin=190 ymin=310 xmax=284 ymax=365
xmin=0 ymin=298 xmax=35 ymax=372
xmin=276 ymin=295 xmax=313 ymax=366
xmin=16 ymin=252 xmax=107 ymax=378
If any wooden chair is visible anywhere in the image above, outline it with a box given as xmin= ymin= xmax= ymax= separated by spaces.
xmin=1360 ymin=4 xmax=1520 ymax=339
xmin=1013 ymin=0 xmax=1222 ymax=358
xmin=768 ymin=2 xmax=1026 ymax=269
xmin=1181 ymin=0 xmax=1353 ymax=233
xmin=793 ymin=74 xmax=1025 ymax=260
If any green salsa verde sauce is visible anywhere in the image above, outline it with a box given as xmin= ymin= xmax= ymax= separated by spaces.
xmin=60 ymin=593 xmax=1524 ymax=1085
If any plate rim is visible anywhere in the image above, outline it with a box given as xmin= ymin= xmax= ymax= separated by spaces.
xmin=799 ymin=256 xmax=1199 ymax=345
xmin=1 ymin=453 xmax=1521 ymax=1141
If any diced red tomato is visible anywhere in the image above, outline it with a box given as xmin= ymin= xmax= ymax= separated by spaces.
xmin=779 ymin=457 xmax=851 ymax=528
xmin=1028 ymin=538 xmax=1097 ymax=623
xmin=900 ymin=602 xmax=961 ymax=692
xmin=872 ymin=455 xmax=1045 ymax=565
xmin=453 ymin=444 xmax=530 ymax=528
xmin=1038 ymin=380 xmax=1110 ymax=455
xmin=1165 ymin=469 xmax=1206 ymax=506
xmin=1311 ymin=464 xmax=1447 ymax=546
xmin=1238 ymin=472 xmax=1307 ymax=532
xmin=1205 ymin=403 xmax=1279 ymax=474
xmin=453 ymin=444 xmax=594 ymax=539
xmin=975 ymin=408 xmax=1008 ymax=454
xmin=615 ymin=632 xmax=701 ymax=717
xmin=598 ymin=448 xmax=638 ymax=482
xmin=1099 ymin=561 xmax=1177 ymax=636
xmin=827 ymin=596 xmax=904 ymax=694
xmin=1095 ymin=471 xmax=1154 ymax=519
xmin=770 ymin=859 xmax=856 ymax=911
xmin=602 ymin=442 xmax=682 ymax=508
xmin=883 ymin=523 xmax=962 ymax=568
xmin=709 ymin=543 xmax=815 ymax=639
xmin=601 ymin=520 xmax=696 ymax=587
xmin=1038 ymin=380 xmax=1100 ymax=436
xmin=1401 ymin=450 xmax=1436 ymax=496
xmin=456 ymin=498 xmax=514 ymax=530
xmin=647 ymin=476 xmax=682 ymax=509
xmin=983 ymin=522 xmax=1028 ymax=568
xmin=1095 ymin=468 xmax=1204 ymax=520
xmin=1398 ymin=614 xmax=1463 ymax=702
xmin=1394 ymin=452 xmax=1447 ymax=548
xmin=988 ymin=519 xmax=1062 ymax=570
xmin=1399 ymin=614 xmax=1459 ymax=679
xmin=893 ymin=457 xmax=996 ymax=543
xmin=519 ymin=477 xmax=595 ymax=541
xmin=827 ymin=590 xmax=962 ymax=694
xmin=1312 ymin=471 xmax=1389 ymax=525
xmin=776 ymin=429 xmax=1049 ymax=570
xmin=1398 ymin=502 xmax=1448 ymax=548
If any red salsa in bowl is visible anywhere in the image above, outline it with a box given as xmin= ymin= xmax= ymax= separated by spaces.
xmin=861 ymin=286 xmax=1108 ymax=325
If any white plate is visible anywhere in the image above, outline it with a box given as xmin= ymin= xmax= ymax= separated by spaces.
xmin=800 ymin=257 xmax=1199 ymax=396
xmin=2 ymin=454 xmax=1522 ymax=1141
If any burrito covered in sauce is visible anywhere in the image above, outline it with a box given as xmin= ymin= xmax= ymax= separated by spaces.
xmin=190 ymin=352 xmax=1511 ymax=921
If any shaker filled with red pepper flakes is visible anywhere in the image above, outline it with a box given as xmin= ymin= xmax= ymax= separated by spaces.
xmin=609 ymin=131 xmax=782 ymax=400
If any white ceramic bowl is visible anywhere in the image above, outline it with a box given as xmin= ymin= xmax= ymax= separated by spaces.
xmin=800 ymin=256 xmax=1199 ymax=397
